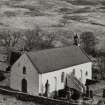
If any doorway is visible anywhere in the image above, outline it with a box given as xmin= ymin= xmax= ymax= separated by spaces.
xmin=22 ymin=78 xmax=27 ymax=93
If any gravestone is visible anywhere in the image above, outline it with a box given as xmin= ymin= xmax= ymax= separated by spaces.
xmin=103 ymin=89 xmax=105 ymax=98
xmin=90 ymin=90 xmax=93 ymax=98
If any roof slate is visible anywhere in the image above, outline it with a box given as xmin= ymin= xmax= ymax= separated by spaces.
xmin=27 ymin=46 xmax=91 ymax=73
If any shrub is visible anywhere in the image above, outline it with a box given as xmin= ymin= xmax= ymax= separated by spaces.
xmin=73 ymin=7 xmax=92 ymax=13
xmin=0 ymin=71 xmax=5 ymax=81
xmin=71 ymin=89 xmax=80 ymax=100
xmin=100 ymin=1 xmax=105 ymax=5
xmin=4 ymin=11 xmax=16 ymax=17
xmin=58 ymin=8 xmax=72 ymax=14
xmin=67 ymin=0 xmax=98 ymax=5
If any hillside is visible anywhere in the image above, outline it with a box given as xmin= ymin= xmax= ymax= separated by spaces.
xmin=0 ymin=1 xmax=105 ymax=104
xmin=0 ymin=94 xmax=35 ymax=105
xmin=0 ymin=0 xmax=75 ymax=30
xmin=0 ymin=0 xmax=105 ymax=48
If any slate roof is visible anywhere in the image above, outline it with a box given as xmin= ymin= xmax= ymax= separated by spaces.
xmin=26 ymin=46 xmax=91 ymax=74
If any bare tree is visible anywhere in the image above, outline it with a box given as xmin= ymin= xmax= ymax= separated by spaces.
xmin=0 ymin=30 xmax=21 ymax=49
xmin=42 ymin=32 xmax=55 ymax=48
xmin=24 ymin=26 xmax=55 ymax=51
xmin=23 ymin=27 xmax=42 ymax=51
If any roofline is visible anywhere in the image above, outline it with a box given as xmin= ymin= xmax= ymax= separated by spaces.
xmin=79 ymin=46 xmax=92 ymax=62
xmin=26 ymin=46 xmax=92 ymax=74
xmin=28 ymin=50 xmax=92 ymax=74
xmin=26 ymin=53 xmax=41 ymax=74
xmin=39 ymin=61 xmax=91 ymax=74
xmin=31 ymin=46 xmax=77 ymax=53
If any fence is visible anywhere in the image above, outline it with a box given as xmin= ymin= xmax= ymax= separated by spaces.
xmin=0 ymin=87 xmax=78 ymax=105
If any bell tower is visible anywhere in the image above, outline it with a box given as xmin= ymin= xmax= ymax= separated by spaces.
xmin=73 ymin=33 xmax=79 ymax=46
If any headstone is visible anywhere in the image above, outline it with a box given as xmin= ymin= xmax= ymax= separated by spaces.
xmin=90 ymin=90 xmax=93 ymax=98
xmin=86 ymin=85 xmax=90 ymax=97
xmin=103 ymin=89 xmax=105 ymax=98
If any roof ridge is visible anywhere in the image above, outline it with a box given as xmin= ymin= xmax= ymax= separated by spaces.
xmin=28 ymin=46 xmax=78 ymax=54
xmin=79 ymin=46 xmax=92 ymax=62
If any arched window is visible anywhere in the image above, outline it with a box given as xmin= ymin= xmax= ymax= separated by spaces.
xmin=18 ymin=62 xmax=20 ymax=67
xmin=23 ymin=66 xmax=26 ymax=74
xmin=85 ymin=71 xmax=88 ymax=76
xmin=22 ymin=78 xmax=27 ymax=93
xmin=72 ymin=69 xmax=75 ymax=75
xmin=61 ymin=72 xmax=65 ymax=83
xmin=54 ymin=77 xmax=57 ymax=91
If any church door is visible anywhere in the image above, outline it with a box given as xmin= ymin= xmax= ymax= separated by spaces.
xmin=22 ymin=79 xmax=27 ymax=93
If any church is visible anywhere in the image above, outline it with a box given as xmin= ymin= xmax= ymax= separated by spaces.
xmin=10 ymin=44 xmax=92 ymax=97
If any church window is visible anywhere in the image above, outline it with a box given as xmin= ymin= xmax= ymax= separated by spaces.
xmin=61 ymin=72 xmax=65 ymax=82
xmin=23 ymin=66 xmax=26 ymax=74
xmin=85 ymin=71 xmax=88 ymax=76
xmin=72 ymin=69 xmax=75 ymax=75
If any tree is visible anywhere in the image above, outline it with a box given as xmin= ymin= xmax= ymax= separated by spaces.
xmin=80 ymin=31 xmax=96 ymax=55
xmin=0 ymin=71 xmax=5 ymax=81
xmin=41 ymin=32 xmax=55 ymax=49
xmin=0 ymin=30 xmax=21 ymax=49
xmin=23 ymin=26 xmax=55 ymax=51
xmin=96 ymin=50 xmax=105 ymax=80
xmin=23 ymin=27 xmax=42 ymax=51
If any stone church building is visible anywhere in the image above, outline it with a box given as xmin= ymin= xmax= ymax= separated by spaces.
xmin=10 ymin=46 xmax=92 ymax=96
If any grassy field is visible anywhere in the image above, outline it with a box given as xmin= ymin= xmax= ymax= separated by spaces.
xmin=0 ymin=0 xmax=105 ymax=104
xmin=0 ymin=0 xmax=105 ymax=47
xmin=0 ymin=94 xmax=36 ymax=105
xmin=0 ymin=0 xmax=105 ymax=41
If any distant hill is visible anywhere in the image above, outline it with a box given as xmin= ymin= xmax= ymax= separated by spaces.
xmin=0 ymin=0 xmax=105 ymax=50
